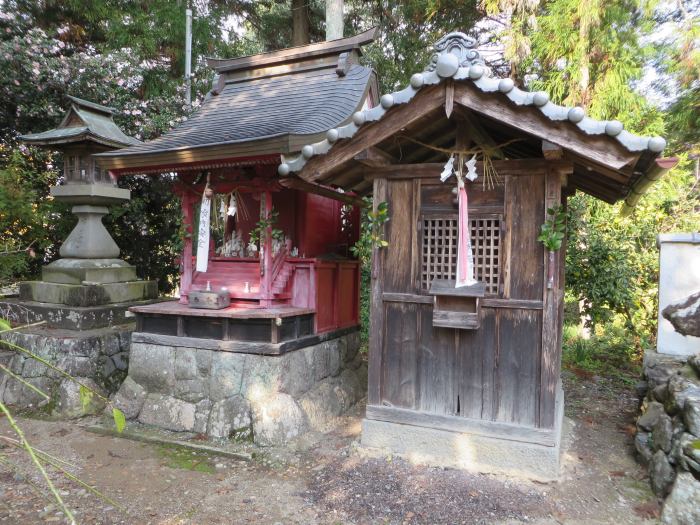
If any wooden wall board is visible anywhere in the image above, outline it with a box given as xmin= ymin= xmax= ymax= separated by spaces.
xmin=383 ymin=179 xmax=415 ymax=293
xmin=417 ymin=304 xmax=457 ymax=415
xmin=494 ymin=308 xmax=542 ymax=427
xmin=457 ymin=307 xmax=497 ymax=420
xmin=381 ymin=301 xmax=419 ymax=409
xmin=505 ymin=174 xmax=545 ymax=300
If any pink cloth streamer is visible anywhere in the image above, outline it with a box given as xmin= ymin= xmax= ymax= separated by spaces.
xmin=456 ymin=185 xmax=475 ymax=287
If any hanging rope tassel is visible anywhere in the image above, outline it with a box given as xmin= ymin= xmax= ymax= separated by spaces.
xmin=456 ymin=181 xmax=476 ymax=288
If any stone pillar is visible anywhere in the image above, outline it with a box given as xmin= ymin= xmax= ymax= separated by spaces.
xmin=60 ymin=205 xmax=120 ymax=258
xmin=657 ymin=233 xmax=700 ymax=356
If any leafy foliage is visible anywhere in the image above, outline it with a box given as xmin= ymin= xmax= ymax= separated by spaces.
xmin=537 ymin=205 xmax=566 ymax=252
xmin=350 ymin=199 xmax=390 ymax=265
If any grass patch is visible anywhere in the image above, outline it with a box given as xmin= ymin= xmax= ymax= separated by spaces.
xmin=156 ymin=444 xmax=216 ymax=473
xmin=562 ymin=318 xmax=643 ymax=387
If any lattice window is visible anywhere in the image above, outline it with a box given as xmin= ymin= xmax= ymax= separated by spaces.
xmin=421 ymin=216 xmax=501 ymax=294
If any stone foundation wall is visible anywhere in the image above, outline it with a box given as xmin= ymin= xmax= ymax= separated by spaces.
xmin=635 ymin=351 xmax=700 ymax=524
xmin=0 ymin=325 xmax=132 ymax=415
xmin=112 ymin=330 xmax=367 ymax=446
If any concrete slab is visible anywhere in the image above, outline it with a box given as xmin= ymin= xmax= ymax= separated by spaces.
xmin=360 ymin=383 xmax=567 ymax=482
xmin=19 ymin=279 xmax=158 ymax=307
xmin=42 ymin=258 xmax=137 ymax=285
xmin=0 ymin=298 xmax=156 ymax=329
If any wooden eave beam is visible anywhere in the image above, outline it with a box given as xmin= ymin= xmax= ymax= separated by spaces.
xmin=298 ymin=85 xmax=445 ymax=183
xmin=354 ymin=147 xmax=396 ymax=167
xmin=278 ymin=176 xmax=366 ymax=207
xmin=542 ymin=140 xmax=563 ymax=160
xmin=453 ymin=83 xmax=638 ymax=170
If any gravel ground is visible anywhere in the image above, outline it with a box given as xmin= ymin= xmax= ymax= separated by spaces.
xmin=307 ymin=456 xmax=550 ymax=524
xmin=0 ymin=371 xmax=659 ymax=525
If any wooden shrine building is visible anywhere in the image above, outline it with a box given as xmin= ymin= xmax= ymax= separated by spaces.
xmin=282 ymin=32 xmax=673 ymax=478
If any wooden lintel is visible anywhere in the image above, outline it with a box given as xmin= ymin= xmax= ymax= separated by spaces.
xmin=278 ymin=176 xmax=366 ymax=207
xmin=542 ymin=140 xmax=563 ymax=160
xmin=354 ymin=147 xmax=396 ymax=167
xmin=454 ymin=82 xmax=638 ymax=170
xmin=364 ymin=159 xmax=573 ymax=180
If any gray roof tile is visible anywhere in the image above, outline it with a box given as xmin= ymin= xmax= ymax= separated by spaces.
xmin=99 ymin=64 xmax=372 ymax=157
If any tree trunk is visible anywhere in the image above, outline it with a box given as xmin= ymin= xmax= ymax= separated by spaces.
xmin=292 ymin=0 xmax=310 ymax=46
xmin=325 ymin=0 xmax=344 ymax=40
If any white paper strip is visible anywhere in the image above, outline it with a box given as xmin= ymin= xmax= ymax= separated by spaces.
xmin=196 ymin=196 xmax=211 ymax=273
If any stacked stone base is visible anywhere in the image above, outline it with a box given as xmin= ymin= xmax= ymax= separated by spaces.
xmin=0 ymin=325 xmax=132 ymax=415
xmin=112 ymin=330 xmax=367 ymax=446
xmin=635 ymin=351 xmax=700 ymax=524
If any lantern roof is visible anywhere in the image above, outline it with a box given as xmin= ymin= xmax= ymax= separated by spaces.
xmin=19 ymin=95 xmax=141 ymax=149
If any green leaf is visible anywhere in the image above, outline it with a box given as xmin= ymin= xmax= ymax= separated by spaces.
xmin=0 ymin=319 xmax=11 ymax=332
xmin=112 ymin=407 xmax=126 ymax=433
xmin=79 ymin=385 xmax=93 ymax=412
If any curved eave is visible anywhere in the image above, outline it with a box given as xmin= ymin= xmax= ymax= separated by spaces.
xmin=283 ymin=64 xmax=666 ymax=208
xmin=20 ymin=130 xmax=137 ymax=150
xmin=95 ymin=72 xmax=373 ymax=174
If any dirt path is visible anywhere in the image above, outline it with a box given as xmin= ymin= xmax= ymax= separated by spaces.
xmin=0 ymin=374 xmax=659 ymax=525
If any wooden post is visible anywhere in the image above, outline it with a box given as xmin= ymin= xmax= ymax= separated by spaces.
xmin=179 ymin=192 xmax=194 ymax=304
xmin=367 ymin=176 xmax=387 ymax=405
xmin=260 ymin=190 xmax=274 ymax=307
xmin=539 ymin=164 xmax=570 ymax=428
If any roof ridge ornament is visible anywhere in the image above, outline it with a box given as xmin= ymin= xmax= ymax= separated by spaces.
xmin=426 ymin=32 xmax=485 ymax=74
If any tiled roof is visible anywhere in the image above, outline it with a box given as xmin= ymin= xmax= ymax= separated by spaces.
xmin=20 ymin=96 xmax=140 ymax=148
xmin=97 ymin=64 xmax=372 ymax=158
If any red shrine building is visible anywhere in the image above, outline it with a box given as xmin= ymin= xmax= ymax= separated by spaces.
xmin=98 ymin=30 xmax=378 ymax=341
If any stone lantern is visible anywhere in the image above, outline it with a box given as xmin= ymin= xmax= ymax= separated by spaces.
xmin=17 ymin=96 xmax=156 ymax=312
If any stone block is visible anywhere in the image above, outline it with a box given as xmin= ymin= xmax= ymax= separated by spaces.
xmin=54 ymin=377 xmax=106 ymax=419
xmin=337 ymin=368 xmax=361 ymax=405
xmin=639 ymin=401 xmax=666 ymax=430
xmin=1 ymin=376 xmax=54 ymax=407
xmin=194 ymin=349 xmax=212 ymax=376
xmin=689 ymin=354 xmax=700 ymax=378
xmin=129 ymin=343 xmax=175 ymax=394
xmin=98 ymin=355 xmax=117 ymax=379
xmin=329 ymin=342 xmax=341 ymax=377
xmin=112 ymin=376 xmax=146 ymax=419
xmin=650 ymin=450 xmax=675 ymax=496
xmin=679 ymin=433 xmax=700 ymax=474
xmin=653 ymin=414 xmax=674 ymax=453
xmin=111 ymin=352 xmax=129 ymax=371
xmin=313 ymin=342 xmax=331 ymax=381
xmin=174 ymin=351 xmax=198 ymax=380
xmin=138 ymin=394 xmax=196 ymax=432
xmin=299 ymin=381 xmax=343 ymax=432
xmin=682 ymin=393 xmax=700 ymax=436
xmin=210 ymin=352 xmax=246 ymax=401
xmin=174 ymin=379 xmax=208 ymax=403
xmin=208 ymin=395 xmax=252 ymax=440
xmin=666 ymin=375 xmax=699 ymax=416
xmin=251 ymin=392 xmax=306 ymax=446
xmin=101 ymin=335 xmax=121 ymax=356
xmin=193 ymin=399 xmax=212 ymax=434
xmin=635 ymin=432 xmax=653 ymax=463
xmin=661 ymin=472 xmax=700 ymax=525
xmin=278 ymin=349 xmax=314 ymax=398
